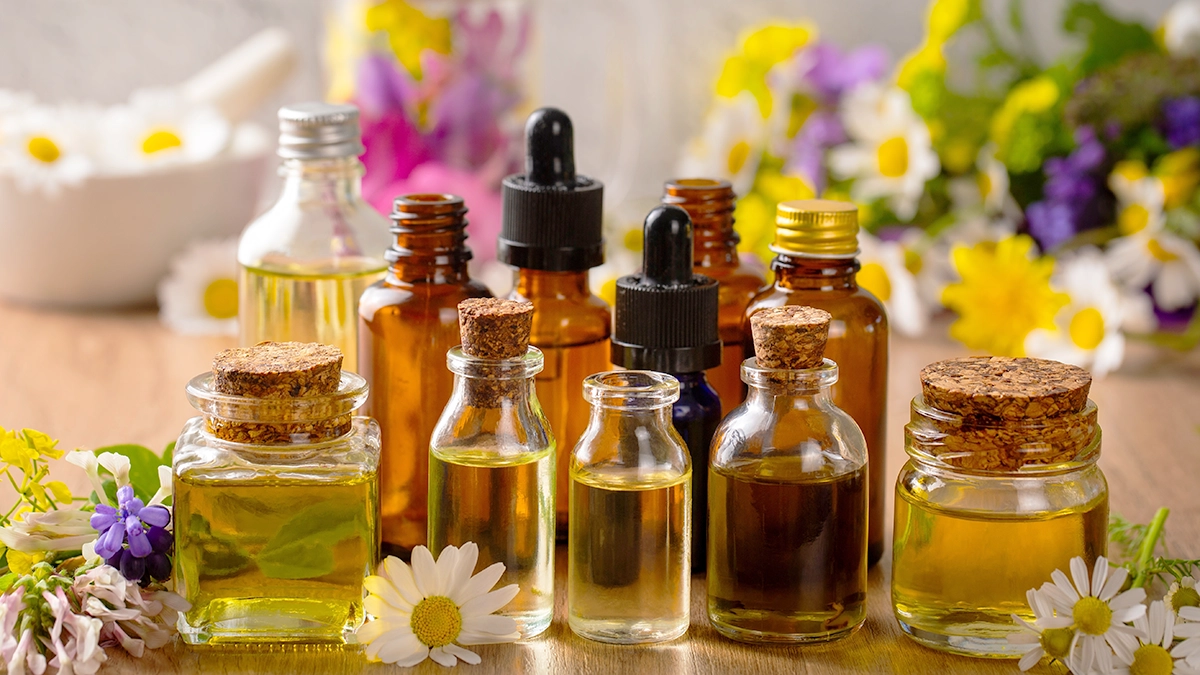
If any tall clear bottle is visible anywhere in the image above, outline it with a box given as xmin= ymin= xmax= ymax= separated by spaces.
xmin=239 ymin=102 xmax=391 ymax=373
xmin=500 ymin=108 xmax=611 ymax=536
xmin=428 ymin=299 xmax=555 ymax=638
xmin=359 ymin=194 xmax=492 ymax=556
xmin=568 ymin=371 xmax=691 ymax=644
xmin=743 ymin=200 xmax=887 ymax=565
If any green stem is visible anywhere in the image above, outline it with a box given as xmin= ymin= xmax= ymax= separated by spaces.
xmin=1132 ymin=507 xmax=1170 ymax=588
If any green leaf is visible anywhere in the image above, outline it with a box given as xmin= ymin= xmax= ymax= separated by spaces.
xmin=94 ymin=444 xmax=169 ymax=502
xmin=186 ymin=514 xmax=252 ymax=579
xmin=254 ymin=501 xmax=367 ymax=580
xmin=0 ymin=572 xmax=16 ymax=593
xmin=1062 ymin=0 xmax=1157 ymax=75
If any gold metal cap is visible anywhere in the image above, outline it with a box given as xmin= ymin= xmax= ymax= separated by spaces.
xmin=771 ymin=199 xmax=860 ymax=257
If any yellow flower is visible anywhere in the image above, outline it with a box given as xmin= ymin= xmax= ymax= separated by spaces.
xmin=1154 ymin=148 xmax=1200 ymax=210
xmin=716 ymin=23 xmax=814 ymax=118
xmin=989 ymin=76 xmax=1060 ymax=158
xmin=0 ymin=436 xmax=38 ymax=473
xmin=21 ymin=428 xmax=61 ymax=460
xmin=896 ymin=42 xmax=946 ymax=91
xmin=6 ymin=549 xmax=38 ymax=575
xmin=926 ymin=0 xmax=980 ymax=44
xmin=365 ymin=0 xmax=452 ymax=80
xmin=735 ymin=173 xmax=816 ymax=266
xmin=942 ymin=235 xmax=1068 ymax=356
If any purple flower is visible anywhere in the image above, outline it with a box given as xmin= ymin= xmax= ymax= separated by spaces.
xmin=785 ymin=111 xmax=846 ymax=194
xmin=1163 ymin=96 xmax=1200 ymax=149
xmin=796 ymin=42 xmax=889 ymax=104
xmin=91 ymin=485 xmax=172 ymax=583
xmin=1026 ymin=127 xmax=1106 ymax=250
xmin=1026 ymin=201 xmax=1078 ymax=250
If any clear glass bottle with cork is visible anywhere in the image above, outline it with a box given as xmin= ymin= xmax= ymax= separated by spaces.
xmin=662 ymin=178 xmax=764 ymax=411
xmin=172 ymin=341 xmax=380 ymax=645
xmin=427 ymin=298 xmax=555 ymax=638
xmin=568 ymin=370 xmax=691 ymax=645
xmin=358 ymin=193 xmax=492 ymax=556
xmin=499 ymin=107 xmax=612 ymax=536
xmin=238 ymin=102 xmax=391 ymax=373
xmin=892 ymin=357 xmax=1108 ymax=657
xmin=708 ymin=306 xmax=869 ymax=644
xmin=743 ymin=200 xmax=887 ymax=565
xmin=611 ymin=205 xmax=721 ymax=573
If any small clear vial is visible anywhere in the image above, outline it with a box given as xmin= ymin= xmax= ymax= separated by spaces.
xmin=568 ymin=371 xmax=691 ymax=645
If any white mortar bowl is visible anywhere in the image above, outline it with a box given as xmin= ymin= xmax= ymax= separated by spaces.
xmin=0 ymin=124 xmax=270 ymax=308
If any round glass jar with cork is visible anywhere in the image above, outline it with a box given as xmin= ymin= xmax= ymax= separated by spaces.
xmin=173 ymin=341 xmax=381 ymax=646
xmin=891 ymin=356 xmax=1108 ymax=658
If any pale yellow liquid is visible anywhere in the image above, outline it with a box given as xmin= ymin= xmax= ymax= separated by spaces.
xmin=428 ymin=448 xmax=555 ymax=638
xmin=568 ymin=468 xmax=690 ymax=644
xmin=240 ymin=261 xmax=386 ymax=373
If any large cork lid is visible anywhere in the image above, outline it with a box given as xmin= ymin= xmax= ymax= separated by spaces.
xmin=750 ymin=306 xmax=831 ymax=370
xmin=458 ymin=298 xmax=534 ymax=359
xmin=213 ymin=342 xmax=343 ymax=398
xmin=920 ymin=356 xmax=1092 ymax=420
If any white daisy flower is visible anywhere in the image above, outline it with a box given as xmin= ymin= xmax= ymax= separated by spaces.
xmin=1025 ymin=248 xmax=1155 ymax=377
xmin=0 ymin=89 xmax=36 ymax=118
xmin=1166 ymin=577 xmax=1200 ymax=615
xmin=1038 ymin=556 xmax=1147 ymax=675
xmin=156 ymin=238 xmax=239 ymax=336
xmin=1110 ymin=169 xmax=1166 ymax=238
xmin=1112 ymin=601 xmax=1200 ymax=675
xmin=857 ymin=230 xmax=928 ymax=336
xmin=0 ymin=104 xmax=97 ymax=195
xmin=357 ymin=543 xmax=520 ymax=668
xmin=1107 ymin=229 xmax=1200 ymax=311
xmin=101 ymin=89 xmax=230 ymax=170
xmin=677 ymin=93 xmax=767 ymax=196
xmin=1008 ymin=587 xmax=1077 ymax=672
xmin=1174 ymin=605 xmax=1200 ymax=664
xmin=946 ymin=144 xmax=1016 ymax=218
xmin=1163 ymin=0 xmax=1200 ymax=57
xmin=828 ymin=83 xmax=940 ymax=221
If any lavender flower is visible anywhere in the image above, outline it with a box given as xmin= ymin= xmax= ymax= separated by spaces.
xmin=1026 ymin=127 xmax=1106 ymax=250
xmin=90 ymin=485 xmax=171 ymax=584
xmin=1163 ymin=96 xmax=1200 ymax=149
xmin=785 ymin=111 xmax=846 ymax=194
xmin=795 ymin=42 xmax=889 ymax=104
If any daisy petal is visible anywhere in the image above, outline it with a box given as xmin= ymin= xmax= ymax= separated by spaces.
xmin=364 ymin=575 xmax=411 ymax=611
xmin=1181 ymin=606 xmax=1200 ymax=622
xmin=433 ymin=544 xmax=460 ymax=595
xmin=1091 ymin=558 xmax=1109 ymax=597
xmin=1039 ymin=581 xmax=1076 ymax=613
xmin=1070 ymin=557 xmax=1091 ymax=598
xmin=457 ymin=629 xmax=521 ymax=646
xmin=365 ymin=595 xmax=411 ymax=621
xmin=1175 ymin=625 xmax=1200 ymax=639
xmin=1111 ymin=588 xmax=1148 ymax=612
xmin=462 ymin=613 xmax=519 ymax=637
xmin=444 ymin=644 xmax=481 ymax=665
xmin=429 ymin=646 xmax=457 ymax=667
xmin=379 ymin=633 xmax=428 ymax=666
xmin=1173 ymin=637 xmax=1200 ymax=659
xmin=1018 ymin=646 xmax=1043 ymax=671
xmin=1052 ymin=570 xmax=1081 ymax=603
xmin=449 ymin=542 xmax=480 ymax=591
xmin=382 ymin=556 xmax=423 ymax=607
xmin=452 ymin=562 xmax=506 ymax=606
xmin=411 ymin=545 xmax=441 ymax=598
xmin=460 ymin=584 xmax=520 ymax=618
xmin=1100 ymin=566 xmax=1130 ymax=601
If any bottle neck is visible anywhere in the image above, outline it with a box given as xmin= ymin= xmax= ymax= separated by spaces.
xmin=447 ymin=347 xmax=543 ymax=409
xmin=513 ymin=269 xmax=593 ymax=301
xmin=771 ymin=253 xmax=861 ymax=291
xmin=741 ymin=358 xmax=838 ymax=404
xmin=279 ymin=156 xmax=364 ymax=208
xmin=387 ymin=195 xmax=473 ymax=285
xmin=663 ymin=179 xmax=739 ymax=269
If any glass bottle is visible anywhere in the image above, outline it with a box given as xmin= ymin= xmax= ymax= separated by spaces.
xmin=892 ymin=356 xmax=1107 ymax=657
xmin=662 ymin=178 xmax=764 ymax=411
xmin=708 ymin=306 xmax=868 ymax=643
xmin=238 ymin=102 xmax=391 ymax=373
xmin=500 ymin=108 xmax=610 ymax=535
xmin=568 ymin=371 xmax=691 ymax=645
xmin=611 ymin=205 xmax=721 ymax=573
xmin=359 ymin=194 xmax=492 ymax=556
xmin=428 ymin=299 xmax=555 ymax=639
xmin=743 ymin=199 xmax=887 ymax=565
xmin=173 ymin=343 xmax=380 ymax=645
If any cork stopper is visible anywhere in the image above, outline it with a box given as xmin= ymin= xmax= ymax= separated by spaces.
xmin=458 ymin=298 xmax=534 ymax=359
xmin=213 ymin=342 xmax=343 ymax=398
xmin=920 ymin=357 xmax=1092 ymax=420
xmin=750 ymin=306 xmax=832 ymax=370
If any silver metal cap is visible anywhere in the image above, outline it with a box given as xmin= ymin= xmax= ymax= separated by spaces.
xmin=277 ymin=102 xmax=364 ymax=159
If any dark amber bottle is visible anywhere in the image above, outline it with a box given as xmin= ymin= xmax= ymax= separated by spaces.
xmin=743 ymin=200 xmax=888 ymax=566
xmin=358 ymin=194 xmax=492 ymax=555
xmin=662 ymin=179 xmax=764 ymax=411
xmin=500 ymin=108 xmax=610 ymax=534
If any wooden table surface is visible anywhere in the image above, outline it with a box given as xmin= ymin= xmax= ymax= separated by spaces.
xmin=2 ymin=300 xmax=1199 ymax=674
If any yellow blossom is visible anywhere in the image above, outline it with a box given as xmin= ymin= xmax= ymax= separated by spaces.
xmin=365 ymin=0 xmax=452 ymax=80
xmin=989 ymin=76 xmax=1060 ymax=158
xmin=716 ymin=23 xmax=814 ymax=118
xmin=736 ymin=172 xmax=816 ymax=266
xmin=1154 ymin=148 xmax=1200 ymax=210
xmin=942 ymin=235 xmax=1068 ymax=356
xmin=0 ymin=436 xmax=37 ymax=473
xmin=6 ymin=549 xmax=37 ymax=575
xmin=21 ymin=428 xmax=61 ymax=459
xmin=926 ymin=0 xmax=980 ymax=44
xmin=897 ymin=42 xmax=946 ymax=91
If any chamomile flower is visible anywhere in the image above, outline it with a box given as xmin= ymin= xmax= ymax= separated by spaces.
xmin=1110 ymin=165 xmax=1166 ymax=238
xmin=1111 ymin=601 xmax=1200 ymax=675
xmin=101 ymin=89 xmax=230 ymax=170
xmin=156 ymin=238 xmax=239 ymax=336
xmin=1008 ymin=587 xmax=1076 ymax=672
xmin=857 ymin=230 xmax=928 ymax=336
xmin=678 ymin=93 xmax=766 ymax=196
xmin=828 ymin=83 xmax=940 ymax=221
xmin=1107 ymin=229 xmax=1200 ymax=311
xmin=1167 ymin=577 xmax=1200 ymax=615
xmin=356 ymin=543 xmax=519 ymax=667
xmin=0 ymin=104 xmax=97 ymax=195
xmin=1037 ymin=556 xmax=1146 ymax=675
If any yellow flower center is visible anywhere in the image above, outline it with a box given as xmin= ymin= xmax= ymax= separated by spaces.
xmin=1041 ymin=627 xmax=1075 ymax=660
xmin=903 ymin=248 xmax=924 ymax=275
xmin=1130 ymin=643 xmax=1174 ymax=675
xmin=623 ymin=227 xmax=644 ymax=253
xmin=410 ymin=596 xmax=462 ymax=648
xmin=1120 ymin=204 xmax=1152 ymax=235
xmin=858 ymin=262 xmax=893 ymax=302
xmin=877 ymin=136 xmax=910 ymax=178
xmin=1068 ymin=307 xmax=1106 ymax=351
xmin=27 ymin=136 xmax=61 ymax=163
xmin=142 ymin=129 xmax=184 ymax=155
xmin=977 ymin=172 xmax=993 ymax=202
xmin=202 ymin=278 xmax=239 ymax=319
xmin=1171 ymin=587 xmax=1200 ymax=612
xmin=1148 ymin=238 xmax=1180 ymax=262
xmin=1073 ymin=596 xmax=1112 ymax=636
xmin=727 ymin=140 xmax=752 ymax=176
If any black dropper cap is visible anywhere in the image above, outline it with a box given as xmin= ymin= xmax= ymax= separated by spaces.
xmin=498 ymin=108 xmax=605 ymax=271
xmin=612 ymin=206 xmax=721 ymax=374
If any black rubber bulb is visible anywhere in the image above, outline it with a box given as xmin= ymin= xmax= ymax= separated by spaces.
xmin=524 ymin=107 xmax=577 ymax=187
xmin=642 ymin=205 xmax=694 ymax=287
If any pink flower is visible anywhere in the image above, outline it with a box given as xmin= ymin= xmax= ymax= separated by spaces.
xmin=42 ymin=587 xmax=105 ymax=675
xmin=7 ymin=628 xmax=47 ymax=675
xmin=72 ymin=565 xmax=189 ymax=658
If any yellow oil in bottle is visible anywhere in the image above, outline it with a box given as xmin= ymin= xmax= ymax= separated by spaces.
xmin=427 ymin=447 xmax=555 ymax=638
xmin=240 ymin=260 xmax=387 ymax=373
xmin=568 ymin=468 xmax=690 ymax=644
xmin=891 ymin=487 xmax=1108 ymax=655
xmin=173 ymin=473 xmax=378 ymax=645
xmin=708 ymin=462 xmax=867 ymax=643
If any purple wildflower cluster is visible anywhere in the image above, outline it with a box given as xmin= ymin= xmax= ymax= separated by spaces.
xmin=1163 ymin=96 xmax=1200 ymax=149
xmin=91 ymin=485 xmax=172 ymax=585
xmin=1026 ymin=127 xmax=1106 ymax=250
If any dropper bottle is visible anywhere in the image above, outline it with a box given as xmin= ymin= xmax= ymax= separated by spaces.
xmin=500 ymin=108 xmax=611 ymax=536
xmin=612 ymin=205 xmax=721 ymax=573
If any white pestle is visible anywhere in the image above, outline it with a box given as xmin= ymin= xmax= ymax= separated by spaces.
xmin=181 ymin=27 xmax=298 ymax=124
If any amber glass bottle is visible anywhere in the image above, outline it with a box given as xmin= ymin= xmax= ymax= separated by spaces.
xmin=743 ymin=200 xmax=887 ymax=565
xmin=500 ymin=108 xmax=610 ymax=534
xmin=358 ymin=194 xmax=492 ymax=555
xmin=663 ymin=179 xmax=763 ymax=411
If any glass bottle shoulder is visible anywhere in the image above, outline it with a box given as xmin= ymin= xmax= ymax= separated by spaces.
xmin=507 ymin=286 xmax=611 ymax=346
xmin=238 ymin=193 xmax=391 ymax=271
xmin=429 ymin=384 xmax=555 ymax=462
xmin=359 ymin=275 xmax=492 ymax=321
xmin=573 ymin=413 xmax=691 ymax=485
xmin=896 ymin=459 xmax=1108 ymax=517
